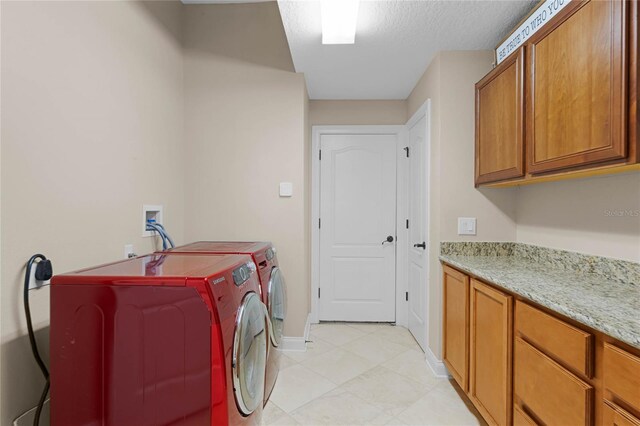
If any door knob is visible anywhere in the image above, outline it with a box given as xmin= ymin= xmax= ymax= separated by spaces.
xmin=382 ymin=236 xmax=394 ymax=245
xmin=414 ymin=242 xmax=426 ymax=249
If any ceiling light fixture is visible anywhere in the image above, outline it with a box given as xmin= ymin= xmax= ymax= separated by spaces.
xmin=321 ymin=0 xmax=360 ymax=45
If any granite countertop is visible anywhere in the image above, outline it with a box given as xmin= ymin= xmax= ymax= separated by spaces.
xmin=439 ymin=244 xmax=640 ymax=350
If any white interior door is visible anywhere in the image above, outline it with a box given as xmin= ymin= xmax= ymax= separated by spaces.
xmin=319 ymin=134 xmax=397 ymax=322
xmin=407 ymin=116 xmax=428 ymax=351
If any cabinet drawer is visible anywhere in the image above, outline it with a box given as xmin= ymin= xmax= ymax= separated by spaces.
xmin=516 ymin=301 xmax=593 ymax=377
xmin=603 ymin=400 xmax=640 ymax=426
xmin=513 ymin=405 xmax=537 ymax=426
xmin=604 ymin=343 xmax=640 ymax=410
xmin=514 ymin=337 xmax=593 ymax=425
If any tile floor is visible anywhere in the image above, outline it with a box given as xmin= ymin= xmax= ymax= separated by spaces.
xmin=264 ymin=322 xmax=483 ymax=426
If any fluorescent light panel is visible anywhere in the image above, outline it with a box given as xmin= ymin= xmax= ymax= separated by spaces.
xmin=321 ymin=0 xmax=360 ymax=45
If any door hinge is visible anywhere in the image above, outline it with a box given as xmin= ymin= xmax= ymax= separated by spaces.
xmin=318 ymin=218 xmax=321 ymax=229
xmin=318 ymin=287 xmax=321 ymax=298
xmin=405 ymin=291 xmax=408 ymax=301
xmin=319 ymin=150 xmax=322 ymax=160
xmin=403 ymin=147 xmax=410 ymax=158
xmin=406 ymin=219 xmax=409 ymax=229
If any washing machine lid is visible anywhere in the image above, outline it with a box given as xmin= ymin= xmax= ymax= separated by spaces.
xmin=267 ymin=267 xmax=286 ymax=347
xmin=233 ymin=292 xmax=267 ymax=415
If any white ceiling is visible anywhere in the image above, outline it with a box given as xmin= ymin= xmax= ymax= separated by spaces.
xmin=278 ymin=0 xmax=537 ymax=100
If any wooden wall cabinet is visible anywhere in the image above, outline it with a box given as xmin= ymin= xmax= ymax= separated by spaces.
xmin=475 ymin=0 xmax=639 ymax=187
xmin=469 ymin=279 xmax=513 ymax=426
xmin=442 ymin=265 xmax=470 ymax=391
xmin=475 ymin=47 xmax=524 ymax=185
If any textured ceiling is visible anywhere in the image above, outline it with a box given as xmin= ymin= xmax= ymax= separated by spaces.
xmin=278 ymin=0 xmax=537 ymax=100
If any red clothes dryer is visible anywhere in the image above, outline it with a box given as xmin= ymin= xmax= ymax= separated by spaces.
xmin=50 ymin=253 xmax=267 ymax=426
xmin=164 ymin=242 xmax=286 ymax=404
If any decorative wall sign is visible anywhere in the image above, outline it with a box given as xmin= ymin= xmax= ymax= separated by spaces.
xmin=496 ymin=0 xmax=572 ymax=64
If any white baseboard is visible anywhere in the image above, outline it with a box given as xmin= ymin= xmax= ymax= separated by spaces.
xmin=279 ymin=337 xmax=307 ymax=352
xmin=304 ymin=313 xmax=311 ymax=341
xmin=425 ymin=346 xmax=449 ymax=378
xmin=279 ymin=313 xmax=311 ymax=352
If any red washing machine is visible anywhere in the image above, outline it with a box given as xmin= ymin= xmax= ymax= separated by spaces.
xmin=50 ymin=253 xmax=267 ymax=426
xmin=163 ymin=242 xmax=286 ymax=404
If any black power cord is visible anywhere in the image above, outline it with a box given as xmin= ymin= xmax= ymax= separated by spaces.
xmin=24 ymin=254 xmax=53 ymax=426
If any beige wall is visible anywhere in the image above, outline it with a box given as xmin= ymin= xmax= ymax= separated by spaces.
xmin=309 ymin=100 xmax=407 ymax=125
xmin=0 ymin=1 xmax=185 ymax=423
xmin=182 ymin=2 xmax=309 ymax=337
xmin=516 ymin=174 xmax=640 ymax=262
xmin=407 ymin=51 xmax=518 ymax=359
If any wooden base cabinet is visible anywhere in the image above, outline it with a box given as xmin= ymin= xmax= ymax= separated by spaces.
xmin=441 ymin=263 xmax=640 ymax=426
xmin=469 ymin=280 xmax=513 ymax=426
xmin=442 ymin=267 xmax=512 ymax=425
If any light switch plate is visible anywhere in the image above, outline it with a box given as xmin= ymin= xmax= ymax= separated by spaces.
xmin=279 ymin=182 xmax=293 ymax=197
xmin=458 ymin=217 xmax=477 ymax=235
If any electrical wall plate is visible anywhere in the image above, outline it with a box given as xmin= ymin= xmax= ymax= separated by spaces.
xmin=124 ymin=244 xmax=135 ymax=259
xmin=279 ymin=182 xmax=293 ymax=197
xmin=142 ymin=205 xmax=164 ymax=237
xmin=457 ymin=217 xmax=477 ymax=236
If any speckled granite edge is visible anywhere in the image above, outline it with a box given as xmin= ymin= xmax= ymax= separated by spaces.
xmin=440 ymin=242 xmax=640 ymax=285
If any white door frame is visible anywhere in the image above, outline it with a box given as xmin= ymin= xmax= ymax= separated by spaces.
xmin=311 ymin=125 xmax=407 ymax=326
xmin=404 ymin=100 xmax=431 ymax=350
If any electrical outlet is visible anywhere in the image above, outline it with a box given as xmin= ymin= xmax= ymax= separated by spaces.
xmin=142 ymin=205 xmax=163 ymax=237
xmin=124 ymin=244 xmax=135 ymax=259
xmin=458 ymin=217 xmax=477 ymax=236
xmin=28 ymin=264 xmax=50 ymax=290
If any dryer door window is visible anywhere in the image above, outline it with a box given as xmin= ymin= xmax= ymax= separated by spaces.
xmin=233 ymin=292 xmax=267 ymax=415
xmin=267 ymin=267 xmax=287 ymax=347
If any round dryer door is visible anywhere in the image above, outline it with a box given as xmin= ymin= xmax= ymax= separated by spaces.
xmin=233 ymin=292 xmax=267 ymax=415
xmin=267 ymin=267 xmax=287 ymax=346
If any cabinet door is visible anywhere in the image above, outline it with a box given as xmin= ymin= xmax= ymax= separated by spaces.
xmin=527 ymin=0 xmax=628 ymax=174
xmin=469 ymin=279 xmax=513 ymax=426
xmin=475 ymin=47 xmax=525 ymax=185
xmin=442 ymin=265 xmax=469 ymax=391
